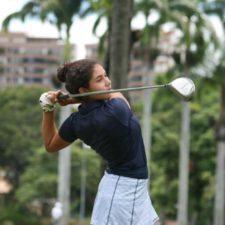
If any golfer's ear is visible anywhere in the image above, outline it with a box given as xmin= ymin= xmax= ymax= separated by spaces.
xmin=79 ymin=87 xmax=88 ymax=94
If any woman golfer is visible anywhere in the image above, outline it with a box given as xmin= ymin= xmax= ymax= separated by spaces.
xmin=39 ymin=59 xmax=159 ymax=225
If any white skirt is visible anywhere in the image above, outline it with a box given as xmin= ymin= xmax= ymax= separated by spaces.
xmin=90 ymin=172 xmax=159 ymax=225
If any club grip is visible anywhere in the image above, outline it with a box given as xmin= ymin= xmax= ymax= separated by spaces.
xmin=57 ymin=94 xmax=70 ymax=100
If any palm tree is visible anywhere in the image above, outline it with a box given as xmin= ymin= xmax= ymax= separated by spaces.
xmin=169 ymin=8 xmax=217 ymax=225
xmin=109 ymin=0 xmax=133 ymax=90
xmin=2 ymin=0 xmax=84 ymax=60
xmin=2 ymin=1 xmax=85 ymax=224
xmin=213 ymin=61 xmax=225 ymax=225
xmin=174 ymin=11 xmax=217 ymax=225
xmin=80 ymin=0 xmax=112 ymax=72
xmin=198 ymin=1 xmax=225 ymax=224
xmin=82 ymin=0 xmax=135 ymax=89
xmin=133 ymin=0 xmax=162 ymax=182
xmin=134 ymin=0 xmax=217 ymax=224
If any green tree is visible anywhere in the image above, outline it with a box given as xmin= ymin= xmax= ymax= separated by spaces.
xmin=2 ymin=2 xmax=90 ymax=223
xmin=146 ymin=74 xmax=219 ymax=224
xmin=109 ymin=0 xmax=133 ymax=90
xmin=0 ymin=85 xmax=48 ymax=188
xmin=198 ymin=1 xmax=225 ymax=224
xmin=2 ymin=0 xmax=85 ymax=60
xmin=81 ymin=0 xmax=112 ymax=69
xmin=133 ymin=2 xmax=217 ymax=223
xmin=172 ymin=11 xmax=217 ymax=225
xmin=0 ymin=143 xmax=102 ymax=224
xmin=14 ymin=145 xmax=101 ymax=217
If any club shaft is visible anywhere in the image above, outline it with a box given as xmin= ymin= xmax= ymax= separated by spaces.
xmin=58 ymin=84 xmax=169 ymax=100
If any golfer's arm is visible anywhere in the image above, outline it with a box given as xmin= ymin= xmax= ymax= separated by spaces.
xmin=42 ymin=111 xmax=70 ymax=152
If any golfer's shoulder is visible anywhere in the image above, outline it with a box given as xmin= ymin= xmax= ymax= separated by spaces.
xmin=107 ymin=97 xmax=129 ymax=110
xmin=104 ymin=97 xmax=131 ymax=124
xmin=109 ymin=92 xmax=130 ymax=108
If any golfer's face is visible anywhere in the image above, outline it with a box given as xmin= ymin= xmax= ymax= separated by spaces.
xmin=87 ymin=64 xmax=111 ymax=100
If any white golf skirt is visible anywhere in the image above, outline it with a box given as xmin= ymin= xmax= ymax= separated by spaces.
xmin=90 ymin=172 xmax=159 ymax=225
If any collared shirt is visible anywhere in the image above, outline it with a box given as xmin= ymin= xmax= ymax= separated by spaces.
xmin=59 ymin=98 xmax=148 ymax=179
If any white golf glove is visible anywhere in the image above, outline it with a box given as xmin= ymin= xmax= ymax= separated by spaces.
xmin=39 ymin=92 xmax=56 ymax=112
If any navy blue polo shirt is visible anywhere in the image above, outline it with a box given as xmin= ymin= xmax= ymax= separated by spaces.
xmin=58 ymin=98 xmax=148 ymax=179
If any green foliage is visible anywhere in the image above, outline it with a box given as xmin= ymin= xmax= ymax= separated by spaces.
xmin=2 ymin=0 xmax=88 ymax=62
xmin=0 ymin=204 xmax=40 ymax=225
xmin=0 ymin=85 xmax=48 ymax=186
xmin=70 ymin=143 xmax=102 ymax=215
xmin=15 ymin=147 xmax=58 ymax=204
xmin=150 ymin=83 xmax=181 ymax=219
xmin=132 ymin=73 xmax=220 ymax=223
xmin=2 ymin=2 xmax=40 ymax=31
xmin=14 ymin=143 xmax=101 ymax=217
xmin=0 ymin=85 xmax=102 ymax=223
xmin=80 ymin=0 xmax=112 ymax=61
xmin=188 ymin=82 xmax=219 ymax=223
xmin=0 ymin=76 xmax=221 ymax=224
xmin=1 ymin=0 xmax=225 ymax=223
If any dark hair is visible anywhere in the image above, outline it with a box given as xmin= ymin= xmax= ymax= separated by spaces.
xmin=57 ymin=59 xmax=97 ymax=95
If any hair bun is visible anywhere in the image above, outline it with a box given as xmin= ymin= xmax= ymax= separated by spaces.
xmin=57 ymin=65 xmax=68 ymax=83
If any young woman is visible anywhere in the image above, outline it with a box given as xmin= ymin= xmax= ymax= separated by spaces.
xmin=39 ymin=59 xmax=160 ymax=225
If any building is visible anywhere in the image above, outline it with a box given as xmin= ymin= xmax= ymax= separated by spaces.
xmin=128 ymin=59 xmax=145 ymax=102
xmin=0 ymin=32 xmax=71 ymax=87
xmin=85 ymin=43 xmax=99 ymax=60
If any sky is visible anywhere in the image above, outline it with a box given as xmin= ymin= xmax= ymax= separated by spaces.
xmin=0 ymin=0 xmax=145 ymax=59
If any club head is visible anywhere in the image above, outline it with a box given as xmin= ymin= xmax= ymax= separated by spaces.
xmin=169 ymin=77 xmax=195 ymax=101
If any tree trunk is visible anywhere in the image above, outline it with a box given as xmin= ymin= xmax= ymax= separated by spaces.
xmin=109 ymin=0 xmax=133 ymax=90
xmin=177 ymin=47 xmax=190 ymax=225
xmin=177 ymin=101 xmax=190 ymax=225
xmin=142 ymin=67 xmax=152 ymax=176
xmin=142 ymin=49 xmax=153 ymax=181
xmin=213 ymin=83 xmax=225 ymax=225
xmin=213 ymin=141 xmax=225 ymax=225
xmin=58 ymin=105 xmax=71 ymax=225
xmin=58 ymin=32 xmax=72 ymax=225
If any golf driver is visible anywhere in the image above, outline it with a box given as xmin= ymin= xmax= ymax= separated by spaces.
xmin=58 ymin=77 xmax=195 ymax=101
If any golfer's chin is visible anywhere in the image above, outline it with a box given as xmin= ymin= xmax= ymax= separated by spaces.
xmin=97 ymin=93 xmax=111 ymax=100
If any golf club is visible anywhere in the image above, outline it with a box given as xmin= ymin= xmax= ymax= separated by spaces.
xmin=58 ymin=77 xmax=195 ymax=101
